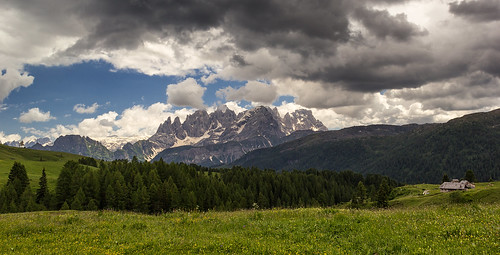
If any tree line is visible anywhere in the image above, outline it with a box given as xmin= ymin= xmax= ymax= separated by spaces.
xmin=0 ymin=158 xmax=399 ymax=214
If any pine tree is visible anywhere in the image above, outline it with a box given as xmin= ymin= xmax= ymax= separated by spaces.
xmin=442 ymin=173 xmax=450 ymax=183
xmin=36 ymin=168 xmax=48 ymax=204
xmin=464 ymin=170 xmax=477 ymax=182
xmin=166 ymin=177 xmax=180 ymax=210
xmin=352 ymin=181 xmax=367 ymax=208
xmin=376 ymin=179 xmax=390 ymax=208
xmin=87 ymin=199 xmax=98 ymax=211
xmin=105 ymin=184 xmax=116 ymax=209
xmin=7 ymin=162 xmax=30 ymax=197
xmin=138 ymin=186 xmax=150 ymax=213
xmin=71 ymin=188 xmax=86 ymax=210
xmin=56 ymin=161 xmax=80 ymax=207
xmin=20 ymin=187 xmax=35 ymax=212
xmin=60 ymin=201 xmax=70 ymax=210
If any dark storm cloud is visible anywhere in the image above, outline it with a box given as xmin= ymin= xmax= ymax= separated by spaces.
xmin=230 ymin=54 xmax=249 ymax=67
xmin=5 ymin=0 xmax=500 ymax=97
xmin=298 ymin=44 xmax=472 ymax=92
xmin=353 ymin=7 xmax=427 ymax=41
xmin=449 ymin=0 xmax=500 ymax=22
xmin=386 ymin=71 xmax=500 ymax=111
xmin=61 ymin=0 xmax=351 ymax=56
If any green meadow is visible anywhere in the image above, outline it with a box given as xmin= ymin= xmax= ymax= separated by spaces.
xmin=0 ymin=204 xmax=498 ymax=254
xmin=1 ymin=144 xmax=498 ymax=254
xmin=0 ymin=182 xmax=499 ymax=254
xmin=0 ymin=144 xmax=84 ymax=189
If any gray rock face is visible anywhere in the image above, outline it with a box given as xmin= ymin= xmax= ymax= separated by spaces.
xmin=282 ymin=109 xmax=328 ymax=134
xmin=18 ymin=105 xmax=328 ymax=164
xmin=32 ymin=135 xmax=114 ymax=160
xmin=150 ymin=106 xmax=328 ymax=166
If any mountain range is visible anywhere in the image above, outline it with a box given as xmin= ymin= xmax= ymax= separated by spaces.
xmin=26 ymin=106 xmax=327 ymax=165
xmin=231 ymin=109 xmax=500 ymax=183
xmin=7 ymin=107 xmax=499 ymax=184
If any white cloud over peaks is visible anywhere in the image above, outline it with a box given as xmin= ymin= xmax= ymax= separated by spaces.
xmin=73 ymin=103 xmax=99 ymax=114
xmin=166 ymin=78 xmax=206 ymax=109
xmin=0 ymin=69 xmax=34 ymax=102
xmin=216 ymin=81 xmax=278 ymax=105
xmin=19 ymin=108 xmax=56 ymax=123
xmin=0 ymin=132 xmax=22 ymax=143
xmin=224 ymin=101 xmax=249 ymax=114
xmin=22 ymin=103 xmax=196 ymax=150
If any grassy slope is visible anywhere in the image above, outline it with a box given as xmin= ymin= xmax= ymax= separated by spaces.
xmin=390 ymin=181 xmax=500 ymax=208
xmin=0 ymin=182 xmax=498 ymax=254
xmin=0 ymin=144 xmax=83 ymax=189
xmin=0 ymin=205 xmax=497 ymax=254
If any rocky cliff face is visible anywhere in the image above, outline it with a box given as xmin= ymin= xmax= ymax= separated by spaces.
xmin=28 ymin=105 xmax=328 ymax=164
xmin=149 ymin=106 xmax=327 ymax=166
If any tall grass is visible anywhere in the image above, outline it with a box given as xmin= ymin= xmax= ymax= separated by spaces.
xmin=0 ymin=204 xmax=498 ymax=254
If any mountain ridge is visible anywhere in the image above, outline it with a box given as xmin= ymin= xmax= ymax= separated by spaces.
xmin=231 ymin=108 xmax=500 ymax=183
xmin=27 ymin=105 xmax=328 ymax=164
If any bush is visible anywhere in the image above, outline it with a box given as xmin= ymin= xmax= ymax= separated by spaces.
xmin=449 ymin=191 xmax=472 ymax=203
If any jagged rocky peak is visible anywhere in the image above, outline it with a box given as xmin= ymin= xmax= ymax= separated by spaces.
xmin=210 ymin=106 xmax=237 ymax=127
xmin=156 ymin=117 xmax=172 ymax=134
xmin=126 ymin=104 xmax=328 ymax=161
xmin=183 ymin=110 xmax=211 ymax=137
xmin=285 ymin=109 xmax=328 ymax=133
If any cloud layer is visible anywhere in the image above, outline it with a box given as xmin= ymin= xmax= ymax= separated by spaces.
xmin=1 ymin=0 xmax=500 ymax=142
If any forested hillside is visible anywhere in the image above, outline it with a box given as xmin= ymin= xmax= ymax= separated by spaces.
xmin=0 ymin=159 xmax=398 ymax=213
xmin=233 ymin=109 xmax=500 ymax=183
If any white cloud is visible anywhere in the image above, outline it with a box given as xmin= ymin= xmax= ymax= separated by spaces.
xmin=224 ymin=101 xmax=249 ymax=114
xmin=22 ymin=103 xmax=196 ymax=150
xmin=166 ymin=78 xmax=206 ymax=109
xmin=19 ymin=108 xmax=56 ymax=123
xmin=0 ymin=69 xmax=34 ymax=102
xmin=0 ymin=131 xmax=22 ymax=143
xmin=216 ymin=81 xmax=278 ymax=105
xmin=73 ymin=102 xmax=99 ymax=114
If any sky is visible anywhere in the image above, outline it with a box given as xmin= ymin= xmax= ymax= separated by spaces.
xmin=1 ymin=0 xmax=499 ymax=148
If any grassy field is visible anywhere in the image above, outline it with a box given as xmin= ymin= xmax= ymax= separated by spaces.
xmin=389 ymin=181 xmax=500 ymax=207
xmin=0 ymin=144 xmax=83 ymax=189
xmin=0 ymin=182 xmax=498 ymax=254
xmin=0 ymin=204 xmax=498 ymax=254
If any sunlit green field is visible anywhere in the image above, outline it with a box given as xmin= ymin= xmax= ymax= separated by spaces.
xmin=0 ymin=144 xmax=84 ymax=189
xmin=0 ymin=203 xmax=498 ymax=254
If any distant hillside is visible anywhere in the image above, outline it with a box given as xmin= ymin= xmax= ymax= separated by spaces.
xmin=32 ymin=135 xmax=114 ymax=161
xmin=0 ymin=144 xmax=84 ymax=189
xmin=232 ymin=109 xmax=500 ymax=184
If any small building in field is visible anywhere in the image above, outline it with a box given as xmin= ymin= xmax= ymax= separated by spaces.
xmin=439 ymin=179 xmax=475 ymax=192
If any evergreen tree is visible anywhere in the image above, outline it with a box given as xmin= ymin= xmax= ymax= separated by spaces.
xmin=71 ymin=188 xmax=86 ymax=210
xmin=56 ymin=161 xmax=81 ymax=207
xmin=105 ymin=184 xmax=116 ymax=209
xmin=87 ymin=199 xmax=98 ymax=211
xmin=130 ymin=184 xmax=146 ymax=212
xmin=7 ymin=162 xmax=30 ymax=197
xmin=376 ymin=179 xmax=390 ymax=208
xmin=20 ymin=187 xmax=36 ymax=212
xmin=2 ymin=184 xmax=18 ymax=212
xmin=60 ymin=201 xmax=70 ymax=210
xmin=36 ymin=168 xmax=48 ymax=204
xmin=464 ymin=170 xmax=477 ymax=182
xmin=352 ymin=181 xmax=367 ymax=208
xmin=442 ymin=173 xmax=450 ymax=183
